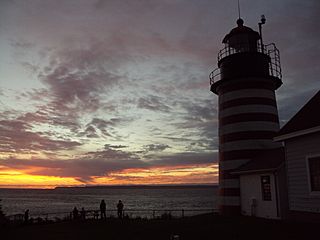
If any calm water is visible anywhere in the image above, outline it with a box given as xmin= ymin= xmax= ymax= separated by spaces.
xmin=0 ymin=186 xmax=218 ymax=218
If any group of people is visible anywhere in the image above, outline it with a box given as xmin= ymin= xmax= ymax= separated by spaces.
xmin=72 ymin=200 xmax=124 ymax=220
xmin=71 ymin=207 xmax=86 ymax=220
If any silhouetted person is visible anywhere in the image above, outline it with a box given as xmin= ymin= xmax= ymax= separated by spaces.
xmin=72 ymin=207 xmax=79 ymax=220
xmin=100 ymin=200 xmax=106 ymax=220
xmin=80 ymin=207 xmax=86 ymax=220
xmin=24 ymin=209 xmax=29 ymax=223
xmin=117 ymin=200 xmax=124 ymax=219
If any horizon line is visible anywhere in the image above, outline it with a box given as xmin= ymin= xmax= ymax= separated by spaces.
xmin=0 ymin=183 xmax=218 ymax=190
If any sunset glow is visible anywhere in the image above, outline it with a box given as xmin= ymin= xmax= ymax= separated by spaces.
xmin=0 ymin=169 xmax=79 ymax=188
xmin=0 ymin=164 xmax=218 ymax=188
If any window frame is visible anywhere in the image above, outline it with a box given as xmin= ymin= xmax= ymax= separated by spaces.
xmin=260 ymin=175 xmax=272 ymax=201
xmin=306 ymin=154 xmax=320 ymax=195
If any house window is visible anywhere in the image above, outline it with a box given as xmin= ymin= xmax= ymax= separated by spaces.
xmin=261 ymin=175 xmax=272 ymax=201
xmin=308 ymin=157 xmax=320 ymax=192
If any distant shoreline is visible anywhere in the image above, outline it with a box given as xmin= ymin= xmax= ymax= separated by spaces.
xmin=55 ymin=184 xmax=218 ymax=190
xmin=0 ymin=184 xmax=218 ymax=191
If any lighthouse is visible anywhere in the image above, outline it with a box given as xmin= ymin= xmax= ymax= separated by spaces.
xmin=210 ymin=18 xmax=283 ymax=215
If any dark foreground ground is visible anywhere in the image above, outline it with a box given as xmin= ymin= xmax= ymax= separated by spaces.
xmin=1 ymin=213 xmax=318 ymax=240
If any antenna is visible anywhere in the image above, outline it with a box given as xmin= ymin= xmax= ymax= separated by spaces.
xmin=237 ymin=0 xmax=241 ymax=19
xmin=258 ymin=14 xmax=266 ymax=53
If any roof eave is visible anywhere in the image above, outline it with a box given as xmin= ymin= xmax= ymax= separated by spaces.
xmin=274 ymin=126 xmax=320 ymax=142
xmin=232 ymin=162 xmax=285 ymax=175
xmin=232 ymin=168 xmax=277 ymax=175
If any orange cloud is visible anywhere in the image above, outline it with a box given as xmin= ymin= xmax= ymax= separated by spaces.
xmin=0 ymin=164 xmax=218 ymax=188
xmin=0 ymin=169 xmax=79 ymax=188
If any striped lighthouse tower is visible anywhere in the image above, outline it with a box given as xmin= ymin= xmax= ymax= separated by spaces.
xmin=210 ymin=18 xmax=283 ymax=215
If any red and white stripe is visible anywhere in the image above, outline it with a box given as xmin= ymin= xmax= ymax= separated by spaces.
xmin=217 ymin=82 xmax=281 ymax=215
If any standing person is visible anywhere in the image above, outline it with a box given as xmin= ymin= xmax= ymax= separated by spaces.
xmin=100 ymin=199 xmax=106 ymax=220
xmin=117 ymin=200 xmax=124 ymax=219
xmin=24 ymin=209 xmax=29 ymax=223
xmin=72 ymin=207 xmax=79 ymax=220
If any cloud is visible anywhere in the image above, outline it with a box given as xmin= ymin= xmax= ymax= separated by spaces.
xmin=0 ymin=156 xmax=147 ymax=183
xmin=147 ymin=151 xmax=218 ymax=167
xmin=0 ymin=148 xmax=216 ymax=184
xmin=20 ymin=89 xmax=51 ymax=102
xmin=0 ymin=146 xmax=149 ymax=183
xmin=39 ymin=61 xmax=120 ymax=113
xmin=104 ymin=144 xmax=128 ymax=149
xmin=143 ymin=144 xmax=170 ymax=152
xmin=0 ymin=119 xmax=81 ymax=153
xmin=84 ymin=118 xmax=113 ymax=137
xmin=19 ymin=61 xmax=39 ymax=75
xmin=81 ymin=125 xmax=99 ymax=138
xmin=79 ymin=117 xmax=132 ymax=139
xmin=16 ymin=111 xmax=48 ymax=124
xmin=137 ymin=95 xmax=171 ymax=112
xmin=180 ymin=99 xmax=217 ymax=122
xmin=31 ymin=42 xmax=126 ymax=134
xmin=164 ymin=99 xmax=218 ymax=151
xmin=10 ymin=39 xmax=35 ymax=50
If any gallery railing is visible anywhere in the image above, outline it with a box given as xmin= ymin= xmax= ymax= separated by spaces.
xmin=209 ymin=43 xmax=282 ymax=85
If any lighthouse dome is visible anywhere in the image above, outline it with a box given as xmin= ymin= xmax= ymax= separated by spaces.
xmin=222 ymin=19 xmax=260 ymax=50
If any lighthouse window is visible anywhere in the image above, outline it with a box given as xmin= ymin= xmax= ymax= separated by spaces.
xmin=308 ymin=156 xmax=320 ymax=192
xmin=261 ymin=175 xmax=272 ymax=201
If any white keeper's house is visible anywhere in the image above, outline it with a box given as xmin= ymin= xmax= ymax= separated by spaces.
xmin=275 ymin=91 xmax=320 ymax=221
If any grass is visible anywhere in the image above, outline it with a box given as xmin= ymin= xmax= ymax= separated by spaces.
xmin=1 ymin=213 xmax=318 ymax=240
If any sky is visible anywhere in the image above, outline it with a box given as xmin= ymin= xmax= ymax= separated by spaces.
xmin=0 ymin=0 xmax=319 ymax=188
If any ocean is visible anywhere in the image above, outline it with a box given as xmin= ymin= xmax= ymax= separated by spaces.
xmin=0 ymin=185 xmax=218 ymax=219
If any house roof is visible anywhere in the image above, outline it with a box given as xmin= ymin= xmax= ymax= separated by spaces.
xmin=276 ymin=91 xmax=320 ymax=140
xmin=232 ymin=147 xmax=285 ymax=175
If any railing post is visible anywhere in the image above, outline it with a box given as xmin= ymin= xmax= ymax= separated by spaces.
xmin=153 ymin=210 xmax=155 ymax=219
xmin=182 ymin=209 xmax=184 ymax=218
